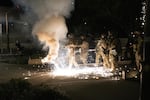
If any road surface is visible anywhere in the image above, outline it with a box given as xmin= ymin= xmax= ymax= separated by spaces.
xmin=0 ymin=63 xmax=140 ymax=100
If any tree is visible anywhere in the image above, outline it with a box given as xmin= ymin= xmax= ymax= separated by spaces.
xmin=69 ymin=0 xmax=142 ymax=37
xmin=0 ymin=79 xmax=70 ymax=100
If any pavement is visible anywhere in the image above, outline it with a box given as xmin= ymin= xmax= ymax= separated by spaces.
xmin=0 ymin=62 xmax=141 ymax=100
xmin=0 ymin=63 xmax=28 ymax=82
xmin=56 ymin=80 xmax=140 ymax=100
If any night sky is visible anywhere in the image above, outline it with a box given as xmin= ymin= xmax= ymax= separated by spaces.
xmin=69 ymin=0 xmax=142 ymax=36
xmin=0 ymin=0 xmax=143 ymax=37
xmin=0 ymin=0 xmax=13 ymax=7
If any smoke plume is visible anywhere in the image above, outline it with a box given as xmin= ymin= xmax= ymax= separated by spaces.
xmin=12 ymin=0 xmax=75 ymax=63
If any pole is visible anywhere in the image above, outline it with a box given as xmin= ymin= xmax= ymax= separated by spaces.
xmin=6 ymin=12 xmax=9 ymax=52
xmin=0 ymin=24 xmax=2 ymax=53
xmin=0 ymin=24 xmax=2 ymax=46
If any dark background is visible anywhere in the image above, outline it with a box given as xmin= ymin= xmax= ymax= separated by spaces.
xmin=0 ymin=0 xmax=150 ymax=99
xmin=0 ymin=0 xmax=13 ymax=7
xmin=1 ymin=0 xmax=149 ymax=37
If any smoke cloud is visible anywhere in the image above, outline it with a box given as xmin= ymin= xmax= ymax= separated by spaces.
xmin=12 ymin=0 xmax=75 ymax=63
xmin=12 ymin=0 xmax=74 ymax=19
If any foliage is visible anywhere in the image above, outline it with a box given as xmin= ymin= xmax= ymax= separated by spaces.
xmin=69 ymin=0 xmax=142 ymax=34
xmin=0 ymin=78 xmax=70 ymax=100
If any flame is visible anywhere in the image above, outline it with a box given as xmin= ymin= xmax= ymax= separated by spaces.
xmin=33 ymin=15 xmax=68 ymax=64
xmin=32 ymin=7 xmax=114 ymax=79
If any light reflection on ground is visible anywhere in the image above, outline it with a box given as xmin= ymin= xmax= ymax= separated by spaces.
xmin=23 ymin=65 xmax=120 ymax=81
xmin=49 ymin=66 xmax=113 ymax=78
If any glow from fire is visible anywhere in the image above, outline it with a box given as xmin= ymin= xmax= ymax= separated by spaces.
xmin=49 ymin=67 xmax=113 ymax=78
xmin=43 ymin=47 xmax=114 ymax=78
xmin=33 ymin=15 xmax=68 ymax=65
xmin=30 ymin=41 xmax=113 ymax=79
xmin=30 ymin=0 xmax=114 ymax=79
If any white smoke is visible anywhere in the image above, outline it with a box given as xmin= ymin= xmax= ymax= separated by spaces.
xmin=12 ymin=0 xmax=75 ymax=64
xmin=33 ymin=15 xmax=68 ymax=63
xmin=12 ymin=0 xmax=74 ymax=18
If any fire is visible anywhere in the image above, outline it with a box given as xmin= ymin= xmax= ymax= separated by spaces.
xmin=30 ymin=1 xmax=113 ymax=79
xmin=33 ymin=15 xmax=68 ymax=65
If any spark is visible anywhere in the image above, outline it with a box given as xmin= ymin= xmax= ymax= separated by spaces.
xmin=49 ymin=66 xmax=114 ymax=79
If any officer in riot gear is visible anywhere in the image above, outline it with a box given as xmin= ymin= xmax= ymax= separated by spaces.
xmin=107 ymin=31 xmax=118 ymax=71
xmin=95 ymin=33 xmax=110 ymax=68
xmin=79 ymin=35 xmax=89 ymax=64
xmin=132 ymin=31 xmax=143 ymax=71
xmin=66 ymin=33 xmax=79 ymax=68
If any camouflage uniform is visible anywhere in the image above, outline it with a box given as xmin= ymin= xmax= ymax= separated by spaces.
xmin=107 ymin=32 xmax=118 ymax=71
xmin=80 ymin=37 xmax=89 ymax=64
xmin=66 ymin=34 xmax=79 ymax=68
xmin=95 ymin=34 xmax=110 ymax=67
xmin=133 ymin=31 xmax=143 ymax=71
xmin=108 ymin=40 xmax=118 ymax=71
